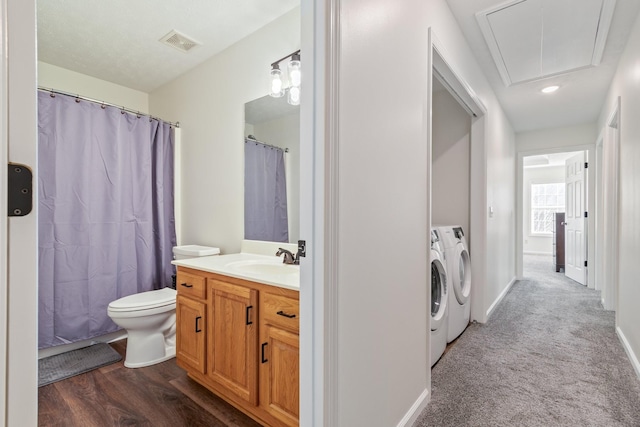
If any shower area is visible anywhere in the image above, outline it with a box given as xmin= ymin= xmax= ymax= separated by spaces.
xmin=37 ymin=89 xmax=177 ymax=351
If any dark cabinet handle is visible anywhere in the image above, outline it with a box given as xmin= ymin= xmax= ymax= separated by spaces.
xmin=180 ymin=282 xmax=193 ymax=288
xmin=195 ymin=316 xmax=202 ymax=333
xmin=261 ymin=342 xmax=268 ymax=363
xmin=277 ymin=310 xmax=296 ymax=319
xmin=246 ymin=305 xmax=253 ymax=325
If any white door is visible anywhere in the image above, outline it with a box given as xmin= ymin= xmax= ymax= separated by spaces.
xmin=565 ymin=152 xmax=587 ymax=285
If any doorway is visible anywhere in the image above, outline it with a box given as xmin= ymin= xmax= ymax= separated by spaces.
xmin=517 ymin=144 xmax=596 ymax=289
xmin=522 ymin=151 xmax=587 ymax=282
xmin=596 ymin=98 xmax=621 ymax=312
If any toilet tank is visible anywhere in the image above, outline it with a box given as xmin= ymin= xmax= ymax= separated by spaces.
xmin=173 ymin=245 xmax=220 ymax=260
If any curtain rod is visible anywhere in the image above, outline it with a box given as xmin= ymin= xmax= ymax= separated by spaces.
xmin=38 ymin=86 xmax=180 ymax=128
xmin=245 ymin=135 xmax=289 ymax=153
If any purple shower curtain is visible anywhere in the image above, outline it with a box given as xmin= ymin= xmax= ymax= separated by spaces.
xmin=37 ymin=90 xmax=176 ymax=349
xmin=244 ymin=139 xmax=289 ymax=243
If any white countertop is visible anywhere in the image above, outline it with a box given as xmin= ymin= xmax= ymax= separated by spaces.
xmin=172 ymin=252 xmax=300 ymax=291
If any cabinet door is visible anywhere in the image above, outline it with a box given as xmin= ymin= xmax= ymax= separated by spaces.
xmin=207 ymin=280 xmax=258 ymax=405
xmin=176 ymin=295 xmax=206 ymax=374
xmin=260 ymin=325 xmax=299 ymax=426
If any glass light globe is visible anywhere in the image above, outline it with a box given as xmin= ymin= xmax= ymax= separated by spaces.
xmin=288 ymin=56 xmax=301 ymax=88
xmin=270 ymin=67 xmax=284 ymax=98
xmin=288 ymin=85 xmax=300 ymax=106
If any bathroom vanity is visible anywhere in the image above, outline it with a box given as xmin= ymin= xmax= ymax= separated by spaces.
xmin=172 ymin=253 xmax=299 ymax=427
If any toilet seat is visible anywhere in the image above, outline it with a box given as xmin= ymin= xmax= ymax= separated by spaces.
xmin=108 ymin=287 xmax=176 ymax=313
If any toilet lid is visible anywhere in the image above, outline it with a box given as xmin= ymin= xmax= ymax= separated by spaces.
xmin=108 ymin=287 xmax=177 ymax=312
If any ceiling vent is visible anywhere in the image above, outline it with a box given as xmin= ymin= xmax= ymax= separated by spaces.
xmin=476 ymin=0 xmax=617 ymax=86
xmin=159 ymin=30 xmax=201 ymax=53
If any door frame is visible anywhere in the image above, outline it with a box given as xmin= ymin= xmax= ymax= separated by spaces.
xmin=516 ymin=144 xmax=596 ymax=288
xmin=598 ymin=97 xmax=621 ymax=313
xmin=1 ymin=0 xmax=8 ymax=421
xmin=428 ymin=30 xmax=488 ymax=328
xmin=299 ymin=0 xmax=335 ymax=424
xmin=4 ymin=0 xmax=39 ymax=424
xmin=7 ymin=0 xmax=332 ymax=425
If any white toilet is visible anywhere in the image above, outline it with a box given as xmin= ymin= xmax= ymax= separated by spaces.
xmin=107 ymin=245 xmax=220 ymax=368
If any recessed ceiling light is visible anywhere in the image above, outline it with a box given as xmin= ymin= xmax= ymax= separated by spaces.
xmin=541 ymin=85 xmax=560 ymax=93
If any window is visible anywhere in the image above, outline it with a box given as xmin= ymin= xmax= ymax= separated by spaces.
xmin=531 ymin=183 xmax=565 ymax=234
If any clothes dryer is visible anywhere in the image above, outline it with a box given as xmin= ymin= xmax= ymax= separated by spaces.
xmin=437 ymin=225 xmax=471 ymax=342
xmin=430 ymin=228 xmax=448 ymax=367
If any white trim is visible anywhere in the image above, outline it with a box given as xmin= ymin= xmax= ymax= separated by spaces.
xmin=594 ymin=132 xmax=603 ymax=292
xmin=431 ymin=41 xmax=486 ymax=117
xmin=0 ymin=0 xmax=8 ymax=421
xmin=426 ymin=29 xmax=434 ymax=394
xmin=601 ymin=98 xmax=620 ymax=313
xmin=6 ymin=0 xmax=38 ymax=424
xmin=396 ymin=389 xmax=430 ymax=427
xmin=299 ymin=0 xmax=333 ymax=424
xmin=592 ymin=0 xmax=618 ymax=64
xmin=486 ymin=277 xmax=516 ymax=320
xmin=322 ymin=0 xmax=340 ymax=423
xmin=616 ymin=327 xmax=640 ymax=380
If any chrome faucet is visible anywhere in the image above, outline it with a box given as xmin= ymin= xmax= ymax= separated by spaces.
xmin=276 ymin=248 xmax=298 ymax=265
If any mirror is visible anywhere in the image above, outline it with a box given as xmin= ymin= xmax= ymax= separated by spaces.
xmin=244 ymin=94 xmax=300 ymax=243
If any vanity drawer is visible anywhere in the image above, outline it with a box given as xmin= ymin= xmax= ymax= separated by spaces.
xmin=176 ymin=271 xmax=206 ymax=300
xmin=262 ymin=292 xmax=299 ymax=333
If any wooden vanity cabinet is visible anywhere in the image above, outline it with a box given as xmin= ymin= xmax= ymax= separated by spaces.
xmin=206 ymin=279 xmax=258 ymax=405
xmin=259 ymin=291 xmax=300 ymax=426
xmin=175 ymin=266 xmax=299 ymax=427
xmin=176 ymin=294 xmax=206 ymax=373
xmin=175 ymin=270 xmax=207 ymax=374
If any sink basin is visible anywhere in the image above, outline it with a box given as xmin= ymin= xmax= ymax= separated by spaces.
xmin=226 ymin=259 xmax=299 ymax=276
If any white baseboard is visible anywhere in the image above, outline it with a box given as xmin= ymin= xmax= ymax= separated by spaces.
xmin=616 ymin=326 xmax=640 ymax=380
xmin=486 ymin=277 xmax=517 ymax=321
xmin=523 ymin=251 xmax=552 ymax=256
xmin=396 ymin=388 xmax=429 ymax=427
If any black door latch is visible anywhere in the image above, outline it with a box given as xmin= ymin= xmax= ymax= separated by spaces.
xmin=8 ymin=163 xmax=33 ymax=217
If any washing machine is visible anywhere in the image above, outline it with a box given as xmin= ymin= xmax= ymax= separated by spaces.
xmin=438 ymin=225 xmax=471 ymax=343
xmin=430 ymin=228 xmax=448 ymax=367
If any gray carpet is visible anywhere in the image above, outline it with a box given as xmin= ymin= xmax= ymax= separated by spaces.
xmin=415 ymin=254 xmax=640 ymax=426
xmin=38 ymin=342 xmax=122 ymax=387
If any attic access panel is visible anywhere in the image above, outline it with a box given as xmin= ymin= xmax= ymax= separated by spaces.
xmin=476 ymin=0 xmax=616 ymax=86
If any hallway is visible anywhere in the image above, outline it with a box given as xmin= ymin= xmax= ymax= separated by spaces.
xmin=416 ymin=255 xmax=640 ymax=426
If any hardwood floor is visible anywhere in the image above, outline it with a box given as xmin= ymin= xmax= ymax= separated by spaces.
xmin=38 ymin=340 xmax=262 ymax=427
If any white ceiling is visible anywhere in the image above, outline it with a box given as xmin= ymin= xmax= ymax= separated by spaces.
xmin=446 ymin=0 xmax=640 ymax=132
xmin=38 ymin=0 xmax=640 ymax=134
xmin=37 ymin=0 xmax=299 ymax=93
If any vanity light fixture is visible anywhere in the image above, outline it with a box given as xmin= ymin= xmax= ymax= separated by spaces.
xmin=269 ymin=50 xmax=301 ymax=105
xmin=541 ymin=85 xmax=560 ymax=93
